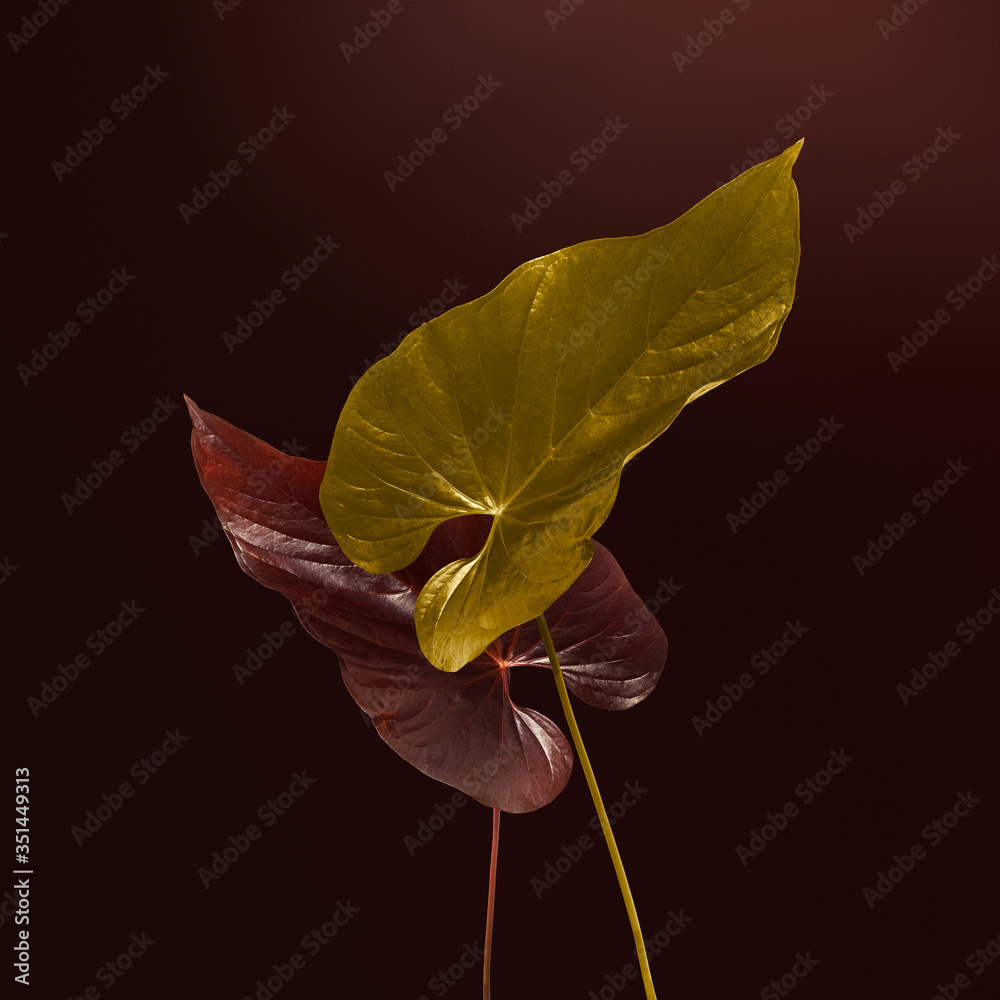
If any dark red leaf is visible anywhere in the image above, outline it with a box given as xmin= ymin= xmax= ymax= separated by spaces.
xmin=187 ymin=397 xmax=666 ymax=812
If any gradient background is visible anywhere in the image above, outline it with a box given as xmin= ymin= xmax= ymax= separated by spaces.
xmin=6 ymin=1 xmax=999 ymax=997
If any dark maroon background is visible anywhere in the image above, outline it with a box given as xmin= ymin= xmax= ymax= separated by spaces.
xmin=7 ymin=1 xmax=999 ymax=997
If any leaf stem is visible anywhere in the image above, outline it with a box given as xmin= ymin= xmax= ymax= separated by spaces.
xmin=536 ymin=613 xmax=657 ymax=1000
xmin=483 ymin=806 xmax=500 ymax=1000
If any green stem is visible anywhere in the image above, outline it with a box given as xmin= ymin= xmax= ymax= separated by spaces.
xmin=483 ymin=806 xmax=500 ymax=1000
xmin=536 ymin=613 xmax=657 ymax=1000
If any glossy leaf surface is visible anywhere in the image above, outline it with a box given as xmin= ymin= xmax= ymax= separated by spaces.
xmin=321 ymin=142 xmax=802 ymax=670
xmin=187 ymin=399 xmax=666 ymax=812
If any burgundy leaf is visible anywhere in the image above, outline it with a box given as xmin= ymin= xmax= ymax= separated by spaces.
xmin=187 ymin=397 xmax=666 ymax=812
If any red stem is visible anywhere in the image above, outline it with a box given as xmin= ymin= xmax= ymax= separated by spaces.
xmin=483 ymin=806 xmax=500 ymax=999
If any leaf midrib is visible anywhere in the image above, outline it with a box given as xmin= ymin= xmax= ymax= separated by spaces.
xmin=497 ymin=185 xmax=780 ymax=512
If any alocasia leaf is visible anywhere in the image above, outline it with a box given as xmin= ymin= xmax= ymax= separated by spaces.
xmin=321 ymin=142 xmax=802 ymax=671
xmin=187 ymin=398 xmax=666 ymax=812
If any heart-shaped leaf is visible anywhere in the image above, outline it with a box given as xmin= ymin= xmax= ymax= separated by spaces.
xmin=187 ymin=398 xmax=666 ymax=812
xmin=321 ymin=141 xmax=802 ymax=671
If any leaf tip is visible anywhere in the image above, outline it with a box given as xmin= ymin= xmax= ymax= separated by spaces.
xmin=784 ymin=137 xmax=805 ymax=167
xmin=184 ymin=394 xmax=204 ymax=424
